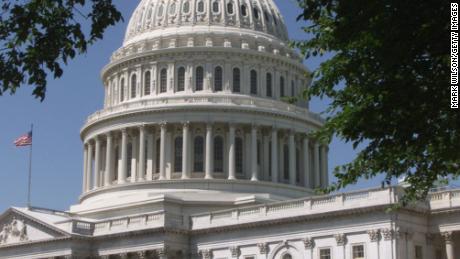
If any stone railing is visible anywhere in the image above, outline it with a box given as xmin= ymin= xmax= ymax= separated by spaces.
xmin=428 ymin=189 xmax=460 ymax=210
xmin=190 ymin=187 xmax=402 ymax=231
xmin=83 ymin=94 xmax=324 ymax=127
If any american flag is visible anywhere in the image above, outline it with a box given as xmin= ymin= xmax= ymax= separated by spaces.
xmin=14 ymin=131 xmax=33 ymax=147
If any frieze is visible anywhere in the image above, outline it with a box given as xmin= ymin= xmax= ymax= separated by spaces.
xmin=0 ymin=217 xmax=28 ymax=245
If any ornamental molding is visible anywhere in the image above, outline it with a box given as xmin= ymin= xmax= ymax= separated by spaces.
xmin=0 ymin=217 xmax=28 ymax=245
xmin=367 ymin=229 xmax=380 ymax=242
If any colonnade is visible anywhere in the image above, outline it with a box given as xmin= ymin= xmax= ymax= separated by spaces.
xmin=82 ymin=122 xmax=328 ymax=193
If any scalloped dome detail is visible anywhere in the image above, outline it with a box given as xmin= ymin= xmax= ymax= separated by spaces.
xmin=124 ymin=0 xmax=289 ymax=46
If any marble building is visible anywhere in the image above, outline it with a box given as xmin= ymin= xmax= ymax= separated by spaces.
xmin=0 ymin=0 xmax=459 ymax=258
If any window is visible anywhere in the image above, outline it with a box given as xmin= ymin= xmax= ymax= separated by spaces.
xmin=257 ymin=140 xmax=261 ymax=165
xmin=352 ymin=245 xmax=365 ymax=259
xmin=196 ymin=66 xmax=204 ymax=91
xmin=283 ymin=144 xmax=289 ymax=180
xmin=183 ymin=1 xmax=190 ymax=13
xmin=250 ymin=69 xmax=257 ymax=95
xmin=120 ymin=78 xmax=125 ymax=102
xmin=178 ymin=67 xmax=185 ymax=92
xmin=214 ymin=66 xmax=223 ymax=91
xmin=169 ymin=2 xmax=176 ymax=15
xmin=273 ymin=15 xmax=278 ymax=25
xmin=320 ymin=248 xmax=331 ymax=259
xmin=266 ymin=73 xmax=272 ymax=97
xmin=158 ymin=4 xmax=164 ymax=17
xmin=194 ymin=136 xmax=204 ymax=172
xmin=144 ymin=71 xmax=151 ymax=95
xmin=280 ymin=76 xmax=285 ymax=97
xmin=214 ymin=136 xmax=224 ymax=172
xmin=241 ymin=4 xmax=247 ymax=16
xmin=282 ymin=255 xmax=292 ymax=259
xmin=291 ymin=80 xmax=295 ymax=96
xmin=415 ymin=245 xmax=423 ymax=259
xmin=174 ymin=137 xmax=183 ymax=172
xmin=227 ymin=2 xmax=234 ymax=14
xmin=235 ymin=137 xmax=243 ymax=174
xmin=197 ymin=0 xmax=204 ymax=13
xmin=296 ymin=148 xmax=300 ymax=183
xmin=264 ymin=11 xmax=270 ymax=22
xmin=160 ymin=68 xmax=167 ymax=93
xmin=155 ymin=138 xmax=160 ymax=173
xmin=253 ymin=7 xmax=259 ymax=20
xmin=233 ymin=68 xmax=241 ymax=93
xmin=212 ymin=1 xmax=220 ymax=13
xmin=131 ymin=74 xmax=137 ymax=98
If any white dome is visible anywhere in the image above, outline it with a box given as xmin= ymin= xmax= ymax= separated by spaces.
xmin=124 ymin=0 xmax=289 ymax=46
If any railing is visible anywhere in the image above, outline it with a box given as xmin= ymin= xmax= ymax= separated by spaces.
xmin=83 ymin=94 xmax=325 ymax=127
xmin=428 ymin=189 xmax=460 ymax=210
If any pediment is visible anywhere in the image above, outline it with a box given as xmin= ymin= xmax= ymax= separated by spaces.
xmin=0 ymin=208 xmax=68 ymax=246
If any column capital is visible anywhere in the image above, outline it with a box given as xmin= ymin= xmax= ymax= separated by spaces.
xmin=442 ymin=231 xmax=454 ymax=244
xmin=139 ymin=124 xmax=146 ymax=130
xmin=303 ymin=237 xmax=315 ymax=249
xmin=381 ymin=228 xmax=395 ymax=241
xmin=206 ymin=122 xmax=214 ymax=130
xmin=230 ymin=246 xmax=240 ymax=258
xmin=199 ymin=249 xmax=211 ymax=259
xmin=335 ymin=233 xmax=347 ymax=246
xmin=257 ymin=243 xmax=269 ymax=254
xmin=183 ymin=121 xmax=190 ymax=128
xmin=121 ymin=128 xmax=128 ymax=134
xmin=160 ymin=121 xmax=167 ymax=129
xmin=367 ymin=229 xmax=380 ymax=242
xmin=105 ymin=131 xmax=112 ymax=138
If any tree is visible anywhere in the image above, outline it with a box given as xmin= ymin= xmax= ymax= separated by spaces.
xmin=293 ymin=0 xmax=458 ymax=203
xmin=0 ymin=0 xmax=122 ymax=101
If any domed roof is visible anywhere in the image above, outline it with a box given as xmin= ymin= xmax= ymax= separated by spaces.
xmin=124 ymin=0 xmax=289 ymax=46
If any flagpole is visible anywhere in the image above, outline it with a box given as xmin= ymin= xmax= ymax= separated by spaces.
xmin=27 ymin=124 xmax=33 ymax=209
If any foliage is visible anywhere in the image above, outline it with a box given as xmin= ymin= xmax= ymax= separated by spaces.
xmin=293 ymin=0 xmax=458 ymax=203
xmin=0 ymin=0 xmax=122 ymax=100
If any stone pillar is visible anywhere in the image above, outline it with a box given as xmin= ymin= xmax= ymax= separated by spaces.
xmin=321 ymin=145 xmax=329 ymax=187
xmin=146 ymin=131 xmax=154 ymax=181
xmin=104 ymin=133 xmax=113 ymax=186
xmin=82 ymin=144 xmax=88 ymax=192
xmin=205 ymin=123 xmax=214 ymax=179
xmin=258 ymin=243 xmax=269 ymax=259
xmin=335 ymin=234 xmax=346 ymax=259
xmin=159 ymin=123 xmax=167 ymax=180
xmin=228 ymin=124 xmax=236 ymax=180
xmin=288 ymin=131 xmax=296 ymax=185
xmin=94 ymin=137 xmax=101 ymax=189
xmin=368 ymin=230 xmax=380 ymax=259
xmin=303 ymin=136 xmax=310 ymax=188
xmin=119 ymin=129 xmax=128 ymax=184
xmin=86 ymin=141 xmax=93 ymax=190
xmin=251 ymin=125 xmax=258 ymax=181
xmin=182 ymin=122 xmax=190 ymax=179
xmin=138 ymin=126 xmax=146 ymax=181
xmin=131 ymin=134 xmax=139 ymax=183
xmin=303 ymin=238 xmax=314 ymax=259
xmin=271 ymin=128 xmax=278 ymax=183
xmin=443 ymin=232 xmax=455 ymax=259
xmin=381 ymin=228 xmax=396 ymax=259
xmin=314 ymin=142 xmax=320 ymax=188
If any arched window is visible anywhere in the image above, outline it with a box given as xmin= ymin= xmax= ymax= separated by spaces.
xmin=196 ymin=66 xmax=204 ymax=91
xmin=273 ymin=15 xmax=278 ymax=25
xmin=127 ymin=143 xmax=133 ymax=178
xmin=158 ymin=4 xmax=164 ymax=17
xmin=250 ymin=69 xmax=258 ymax=95
xmin=233 ymin=68 xmax=241 ymax=93
xmin=235 ymin=137 xmax=243 ymax=174
xmin=131 ymin=74 xmax=137 ymax=98
xmin=160 ymin=68 xmax=167 ymax=93
xmin=227 ymin=2 xmax=234 ymax=14
xmin=169 ymin=2 xmax=176 ymax=15
xmin=120 ymin=78 xmax=125 ymax=102
xmin=174 ymin=136 xmax=183 ymax=172
xmin=194 ymin=136 xmax=204 ymax=172
xmin=291 ymin=80 xmax=295 ymax=96
xmin=178 ymin=67 xmax=185 ymax=92
xmin=253 ymin=7 xmax=259 ymax=20
xmin=214 ymin=136 xmax=224 ymax=172
xmin=155 ymin=138 xmax=161 ymax=173
xmin=183 ymin=1 xmax=190 ymax=13
xmin=264 ymin=11 xmax=270 ymax=22
xmin=282 ymin=254 xmax=292 ymax=259
xmin=212 ymin=1 xmax=220 ymax=13
xmin=144 ymin=71 xmax=151 ymax=95
xmin=280 ymin=76 xmax=285 ymax=97
xmin=197 ymin=0 xmax=204 ymax=13
xmin=214 ymin=66 xmax=223 ymax=91
xmin=241 ymin=4 xmax=247 ymax=16
xmin=283 ymin=144 xmax=289 ymax=180
xmin=266 ymin=73 xmax=272 ymax=97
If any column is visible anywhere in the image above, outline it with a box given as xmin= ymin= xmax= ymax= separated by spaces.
xmin=82 ymin=145 xmax=88 ymax=192
xmin=119 ymin=129 xmax=128 ymax=184
xmin=182 ymin=122 xmax=190 ymax=179
xmin=321 ymin=145 xmax=329 ymax=187
xmin=335 ymin=234 xmax=346 ymax=259
xmin=104 ymin=133 xmax=113 ymax=186
xmin=443 ymin=232 xmax=455 ymax=259
xmin=279 ymin=137 xmax=285 ymax=181
xmin=228 ymin=124 xmax=236 ymax=180
xmin=146 ymin=130 xmax=154 ymax=181
xmin=94 ymin=137 xmax=101 ymax=189
xmin=244 ymin=131 xmax=251 ymax=178
xmin=368 ymin=230 xmax=380 ymax=259
xmin=288 ymin=131 xmax=296 ymax=185
xmin=271 ymin=128 xmax=278 ymax=183
xmin=86 ymin=142 xmax=93 ymax=190
xmin=303 ymin=136 xmax=310 ymax=188
xmin=251 ymin=125 xmax=258 ymax=181
xmin=159 ymin=123 xmax=167 ymax=180
xmin=314 ymin=142 xmax=320 ymax=188
xmin=262 ymin=134 xmax=270 ymax=181
xmin=138 ymin=126 xmax=146 ymax=181
xmin=131 ymin=134 xmax=139 ymax=183
xmin=205 ymin=123 xmax=214 ymax=179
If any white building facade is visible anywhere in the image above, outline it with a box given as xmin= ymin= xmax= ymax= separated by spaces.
xmin=0 ymin=0 xmax=459 ymax=258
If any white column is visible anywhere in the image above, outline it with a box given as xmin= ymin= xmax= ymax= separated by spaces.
xmin=288 ymin=131 xmax=296 ymax=185
xmin=146 ymin=131 xmax=154 ymax=181
xmin=104 ymin=133 xmax=113 ymax=186
xmin=159 ymin=123 xmax=167 ymax=180
xmin=228 ymin=124 xmax=236 ymax=180
xmin=314 ymin=142 xmax=320 ymax=188
xmin=82 ymin=145 xmax=88 ymax=192
xmin=368 ymin=230 xmax=380 ymax=259
xmin=271 ymin=128 xmax=278 ymax=183
xmin=119 ymin=129 xmax=128 ymax=184
xmin=381 ymin=229 xmax=396 ymax=259
xmin=131 ymin=134 xmax=138 ymax=183
xmin=86 ymin=142 xmax=93 ymax=190
xmin=94 ymin=137 xmax=101 ymax=189
xmin=303 ymin=136 xmax=310 ymax=188
xmin=205 ymin=123 xmax=214 ymax=179
xmin=335 ymin=234 xmax=346 ymax=259
xmin=251 ymin=125 xmax=258 ymax=181
xmin=443 ymin=232 xmax=455 ymax=259
xmin=138 ymin=126 xmax=146 ymax=181
xmin=182 ymin=122 xmax=190 ymax=179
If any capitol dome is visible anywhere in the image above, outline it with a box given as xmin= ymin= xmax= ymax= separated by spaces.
xmin=74 ymin=0 xmax=328 ymax=214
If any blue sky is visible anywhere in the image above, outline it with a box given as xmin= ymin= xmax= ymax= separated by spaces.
xmin=0 ymin=0 xmax=386 ymax=213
